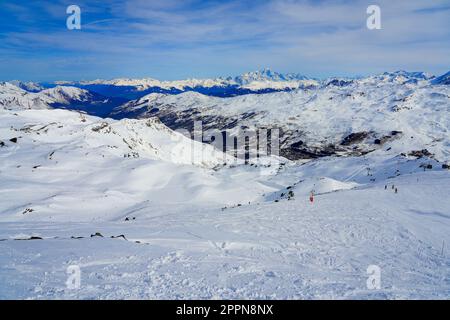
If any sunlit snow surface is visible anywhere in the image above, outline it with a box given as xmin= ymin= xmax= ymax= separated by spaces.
xmin=0 ymin=95 xmax=449 ymax=299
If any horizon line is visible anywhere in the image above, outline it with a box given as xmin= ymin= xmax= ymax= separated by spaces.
xmin=3 ymin=68 xmax=448 ymax=84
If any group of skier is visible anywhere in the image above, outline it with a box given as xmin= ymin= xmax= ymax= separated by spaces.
xmin=308 ymin=182 xmax=398 ymax=205
xmin=385 ymin=184 xmax=398 ymax=193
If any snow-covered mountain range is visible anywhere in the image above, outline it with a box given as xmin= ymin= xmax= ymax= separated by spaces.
xmin=2 ymin=70 xmax=449 ymax=161
xmin=1 ymin=69 xmax=449 ymax=299
xmin=6 ymin=69 xmax=446 ymax=99
xmin=54 ymin=68 xmax=317 ymax=94
xmin=110 ymin=71 xmax=450 ymax=161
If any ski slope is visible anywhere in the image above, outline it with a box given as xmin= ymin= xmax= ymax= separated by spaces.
xmin=0 ymin=170 xmax=449 ymax=299
xmin=0 ymin=88 xmax=449 ymax=299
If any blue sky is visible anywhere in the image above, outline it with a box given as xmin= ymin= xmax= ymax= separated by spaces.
xmin=0 ymin=0 xmax=449 ymax=81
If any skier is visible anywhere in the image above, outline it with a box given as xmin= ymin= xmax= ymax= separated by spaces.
xmin=395 ymin=188 xmax=398 ymax=194
xmin=309 ymin=191 xmax=314 ymax=203
xmin=385 ymin=185 xmax=387 ymax=190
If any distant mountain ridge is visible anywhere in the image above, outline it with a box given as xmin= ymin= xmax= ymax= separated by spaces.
xmin=5 ymin=69 xmax=448 ymax=99
xmin=0 ymin=83 xmax=126 ymax=116
xmin=230 ymin=68 xmax=310 ymax=85
xmin=2 ymin=69 xmax=448 ymax=123
xmin=46 ymin=68 xmax=317 ymax=99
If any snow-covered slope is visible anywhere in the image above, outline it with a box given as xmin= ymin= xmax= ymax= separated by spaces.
xmin=0 ymin=82 xmax=53 ymax=110
xmin=1 ymin=70 xmax=449 ymax=300
xmin=0 ymin=105 xmax=449 ymax=298
xmin=38 ymin=86 xmax=97 ymax=104
xmin=0 ymin=83 xmax=99 ymax=110
xmin=0 ymin=108 xmax=232 ymax=169
xmin=0 ymin=83 xmax=126 ymax=117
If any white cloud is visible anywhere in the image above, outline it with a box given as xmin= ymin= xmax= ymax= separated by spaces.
xmin=0 ymin=0 xmax=448 ymax=80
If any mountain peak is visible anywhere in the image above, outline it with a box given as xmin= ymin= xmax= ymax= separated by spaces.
xmin=9 ymin=80 xmax=45 ymax=92
xmin=366 ymin=70 xmax=434 ymax=85
xmin=234 ymin=69 xmax=309 ymax=85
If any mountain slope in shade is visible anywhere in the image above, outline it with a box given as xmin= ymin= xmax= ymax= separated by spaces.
xmin=432 ymin=71 xmax=450 ymax=85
